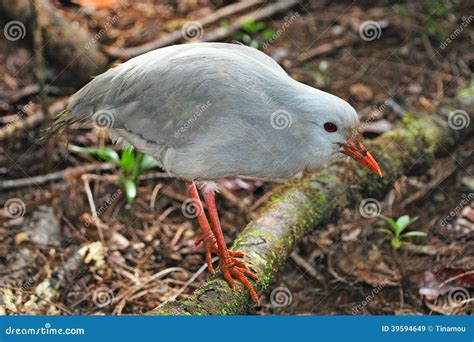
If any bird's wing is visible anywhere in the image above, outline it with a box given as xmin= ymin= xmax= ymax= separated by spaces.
xmin=66 ymin=42 xmax=287 ymax=141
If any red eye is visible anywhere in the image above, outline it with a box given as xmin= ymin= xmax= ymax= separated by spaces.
xmin=324 ymin=122 xmax=338 ymax=133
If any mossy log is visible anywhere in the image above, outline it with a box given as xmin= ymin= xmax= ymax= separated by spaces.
xmin=150 ymin=98 xmax=473 ymax=315
xmin=0 ymin=0 xmax=108 ymax=87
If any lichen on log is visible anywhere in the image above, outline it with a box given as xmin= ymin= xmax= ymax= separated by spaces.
xmin=150 ymin=97 xmax=473 ymax=315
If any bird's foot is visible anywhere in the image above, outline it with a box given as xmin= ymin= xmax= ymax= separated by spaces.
xmin=194 ymin=234 xmax=217 ymax=274
xmin=195 ymin=235 xmax=245 ymax=274
xmin=219 ymin=252 xmax=260 ymax=305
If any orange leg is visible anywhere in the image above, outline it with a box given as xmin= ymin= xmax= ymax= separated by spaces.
xmin=186 ymin=181 xmax=216 ymax=274
xmin=200 ymin=184 xmax=260 ymax=305
xmin=185 ymin=181 xmax=244 ymax=275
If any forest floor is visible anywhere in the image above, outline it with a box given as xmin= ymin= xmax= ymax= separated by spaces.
xmin=0 ymin=0 xmax=473 ymax=315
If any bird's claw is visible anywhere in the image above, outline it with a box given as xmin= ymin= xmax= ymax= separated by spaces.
xmin=220 ymin=254 xmax=260 ymax=305
xmin=195 ymin=235 xmax=245 ymax=274
xmin=194 ymin=234 xmax=217 ymax=274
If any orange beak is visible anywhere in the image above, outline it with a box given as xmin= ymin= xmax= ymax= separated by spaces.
xmin=340 ymin=137 xmax=383 ymax=177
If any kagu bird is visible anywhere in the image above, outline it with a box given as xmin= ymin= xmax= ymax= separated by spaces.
xmin=51 ymin=43 xmax=382 ymax=305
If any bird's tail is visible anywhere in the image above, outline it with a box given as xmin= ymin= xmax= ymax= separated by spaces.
xmin=40 ymin=109 xmax=68 ymax=142
xmin=41 ymin=108 xmax=86 ymax=142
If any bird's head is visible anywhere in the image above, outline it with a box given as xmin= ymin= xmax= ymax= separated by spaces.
xmin=292 ymin=86 xmax=382 ymax=177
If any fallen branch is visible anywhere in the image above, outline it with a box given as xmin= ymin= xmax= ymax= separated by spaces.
xmin=150 ymin=96 xmax=473 ymax=315
xmin=106 ymin=0 xmax=263 ymax=59
xmin=0 ymin=163 xmax=115 ymax=190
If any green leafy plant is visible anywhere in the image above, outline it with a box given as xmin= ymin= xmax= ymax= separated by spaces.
xmin=377 ymin=214 xmax=427 ymax=249
xmin=70 ymin=145 xmax=158 ymax=203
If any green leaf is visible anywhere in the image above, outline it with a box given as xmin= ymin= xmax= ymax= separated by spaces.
xmin=69 ymin=145 xmax=120 ymax=164
xmin=262 ymin=28 xmax=276 ymax=41
xmin=377 ymin=228 xmax=394 ymax=236
xmin=396 ymin=215 xmax=411 ymax=232
xmin=120 ymin=147 xmax=135 ymax=174
xmin=401 ymin=231 xmax=427 ymax=238
xmin=122 ymin=179 xmax=137 ymax=204
xmin=98 ymin=147 xmax=121 ymax=164
xmin=379 ymin=214 xmax=398 ymax=231
xmin=139 ymin=155 xmax=158 ymax=171
xmin=241 ymin=20 xmax=265 ymax=34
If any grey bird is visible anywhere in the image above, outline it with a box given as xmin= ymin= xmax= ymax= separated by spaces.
xmin=51 ymin=42 xmax=382 ymax=304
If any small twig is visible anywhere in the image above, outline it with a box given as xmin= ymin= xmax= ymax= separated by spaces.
xmin=296 ymin=36 xmax=356 ymax=64
xmin=0 ymin=163 xmax=115 ymax=190
xmin=161 ymin=186 xmax=191 ymax=203
xmin=218 ymin=186 xmax=253 ymax=220
xmin=149 ymin=183 xmax=163 ymax=210
xmin=138 ymin=172 xmax=171 ymax=181
xmin=327 ymin=253 xmax=355 ymax=285
xmin=290 ymin=251 xmax=325 ymax=284
xmin=250 ymin=190 xmax=274 ymax=211
xmin=0 ymin=84 xmax=61 ymax=104
xmin=0 ymin=189 xmax=61 ymax=222
xmin=438 ymin=270 xmax=474 ymax=289
xmin=113 ymin=267 xmax=187 ymax=315
xmin=158 ymin=258 xmax=217 ymax=306
xmin=421 ymin=33 xmax=450 ymax=73
xmin=170 ymin=224 xmax=188 ymax=248
xmin=81 ymin=174 xmax=105 ymax=244
xmin=399 ymin=157 xmax=462 ymax=208
xmin=400 ymin=242 xmax=463 ymax=255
